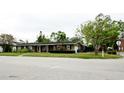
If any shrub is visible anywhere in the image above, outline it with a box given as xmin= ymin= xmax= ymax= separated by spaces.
xmin=107 ymin=50 xmax=117 ymax=55
xmin=2 ymin=44 xmax=12 ymax=52
xmin=17 ymin=48 xmax=30 ymax=53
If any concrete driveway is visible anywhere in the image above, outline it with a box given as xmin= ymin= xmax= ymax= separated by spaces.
xmin=119 ymin=52 xmax=124 ymax=56
xmin=0 ymin=56 xmax=124 ymax=80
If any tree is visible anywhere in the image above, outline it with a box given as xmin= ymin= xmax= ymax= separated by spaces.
xmin=50 ymin=31 xmax=67 ymax=42
xmin=77 ymin=13 xmax=121 ymax=55
xmin=0 ymin=34 xmax=15 ymax=52
xmin=118 ymin=20 xmax=124 ymax=39
xmin=70 ymin=36 xmax=83 ymax=43
xmin=36 ymin=31 xmax=50 ymax=43
xmin=0 ymin=34 xmax=15 ymax=44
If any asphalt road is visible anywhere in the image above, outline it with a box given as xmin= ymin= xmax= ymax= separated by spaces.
xmin=0 ymin=56 xmax=124 ymax=80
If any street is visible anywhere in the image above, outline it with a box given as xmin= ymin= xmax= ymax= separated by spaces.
xmin=0 ymin=56 xmax=124 ymax=80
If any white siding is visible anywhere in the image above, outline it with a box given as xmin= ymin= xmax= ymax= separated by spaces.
xmin=12 ymin=47 xmax=17 ymax=52
xmin=0 ymin=46 xmax=3 ymax=52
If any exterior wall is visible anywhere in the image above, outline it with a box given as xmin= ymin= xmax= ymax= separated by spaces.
xmin=66 ymin=45 xmax=71 ymax=51
xmin=70 ymin=45 xmax=75 ymax=51
xmin=12 ymin=46 xmax=16 ymax=52
xmin=0 ymin=46 xmax=3 ymax=52
xmin=120 ymin=39 xmax=124 ymax=51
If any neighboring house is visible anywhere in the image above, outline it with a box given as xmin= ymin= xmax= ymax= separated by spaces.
xmin=120 ymin=39 xmax=124 ymax=51
xmin=0 ymin=42 xmax=3 ymax=52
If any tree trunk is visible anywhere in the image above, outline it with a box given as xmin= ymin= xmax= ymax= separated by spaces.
xmin=95 ymin=45 xmax=99 ymax=55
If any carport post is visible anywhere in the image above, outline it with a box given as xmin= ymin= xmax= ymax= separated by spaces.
xmin=39 ymin=46 xmax=41 ymax=52
xmin=46 ymin=45 xmax=49 ymax=52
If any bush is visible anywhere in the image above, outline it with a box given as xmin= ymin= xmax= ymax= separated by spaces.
xmin=107 ymin=50 xmax=117 ymax=55
xmin=17 ymin=48 xmax=30 ymax=53
xmin=3 ymin=44 xmax=12 ymax=52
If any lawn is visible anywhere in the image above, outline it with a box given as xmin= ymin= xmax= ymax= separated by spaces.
xmin=0 ymin=52 xmax=121 ymax=59
xmin=0 ymin=53 xmax=22 ymax=56
xmin=22 ymin=52 xmax=121 ymax=59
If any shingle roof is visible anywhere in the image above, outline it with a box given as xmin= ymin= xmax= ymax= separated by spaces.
xmin=16 ymin=42 xmax=79 ymax=46
xmin=0 ymin=42 xmax=3 ymax=45
xmin=0 ymin=41 xmax=84 ymax=46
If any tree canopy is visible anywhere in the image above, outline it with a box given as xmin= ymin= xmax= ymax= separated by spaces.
xmin=36 ymin=31 xmax=50 ymax=43
xmin=77 ymin=13 xmax=124 ymax=55
xmin=0 ymin=34 xmax=15 ymax=44
xmin=0 ymin=34 xmax=15 ymax=52
xmin=50 ymin=31 xmax=68 ymax=42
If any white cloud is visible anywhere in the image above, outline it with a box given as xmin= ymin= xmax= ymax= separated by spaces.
xmin=0 ymin=0 xmax=124 ymax=42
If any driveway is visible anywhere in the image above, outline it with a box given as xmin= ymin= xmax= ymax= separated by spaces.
xmin=119 ymin=52 xmax=124 ymax=56
xmin=0 ymin=56 xmax=124 ymax=80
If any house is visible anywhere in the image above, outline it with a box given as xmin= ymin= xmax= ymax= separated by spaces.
xmin=0 ymin=42 xmax=85 ymax=53
xmin=15 ymin=42 xmax=84 ymax=53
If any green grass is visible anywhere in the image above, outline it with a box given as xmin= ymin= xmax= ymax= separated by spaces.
xmin=0 ymin=52 xmax=122 ymax=59
xmin=22 ymin=52 xmax=121 ymax=59
xmin=0 ymin=53 xmax=22 ymax=56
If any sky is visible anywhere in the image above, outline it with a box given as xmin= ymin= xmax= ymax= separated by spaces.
xmin=0 ymin=0 xmax=124 ymax=42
